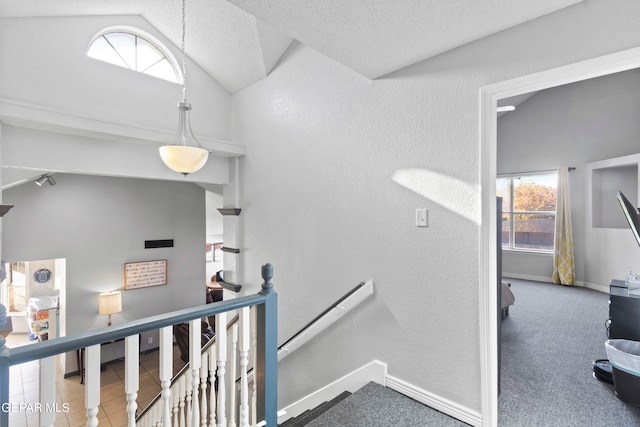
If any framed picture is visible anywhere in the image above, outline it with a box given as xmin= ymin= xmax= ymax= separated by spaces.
xmin=124 ymin=259 xmax=167 ymax=290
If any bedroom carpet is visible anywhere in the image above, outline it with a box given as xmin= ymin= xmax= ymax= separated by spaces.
xmin=499 ymin=278 xmax=640 ymax=426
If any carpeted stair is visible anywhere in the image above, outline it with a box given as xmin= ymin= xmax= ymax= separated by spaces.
xmin=279 ymin=391 xmax=352 ymax=426
xmin=280 ymin=382 xmax=467 ymax=427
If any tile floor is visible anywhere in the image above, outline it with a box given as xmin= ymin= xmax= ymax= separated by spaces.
xmin=6 ymin=333 xmax=185 ymax=427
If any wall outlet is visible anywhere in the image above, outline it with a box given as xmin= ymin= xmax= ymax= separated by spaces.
xmin=147 ymin=337 xmax=153 ymax=345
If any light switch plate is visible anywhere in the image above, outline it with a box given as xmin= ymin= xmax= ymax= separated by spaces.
xmin=416 ymin=209 xmax=428 ymax=227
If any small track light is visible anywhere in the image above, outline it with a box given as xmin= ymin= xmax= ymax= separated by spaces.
xmin=35 ymin=174 xmax=56 ymax=186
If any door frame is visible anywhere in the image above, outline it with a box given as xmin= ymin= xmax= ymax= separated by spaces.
xmin=479 ymin=46 xmax=640 ymax=427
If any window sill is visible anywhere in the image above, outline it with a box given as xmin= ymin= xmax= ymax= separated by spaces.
xmin=502 ymin=248 xmax=554 ymax=256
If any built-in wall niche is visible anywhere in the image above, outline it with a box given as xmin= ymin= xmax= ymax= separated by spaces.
xmin=589 ymin=154 xmax=640 ymax=229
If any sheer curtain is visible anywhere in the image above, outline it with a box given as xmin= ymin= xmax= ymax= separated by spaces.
xmin=552 ymin=166 xmax=575 ymax=285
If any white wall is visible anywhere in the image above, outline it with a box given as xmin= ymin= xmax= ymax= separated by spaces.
xmin=233 ymin=0 xmax=640 ymax=414
xmin=2 ymin=173 xmax=207 ymax=371
xmin=0 ymin=15 xmax=236 ymax=185
xmin=498 ymin=69 xmax=640 ymax=285
xmin=0 ymin=15 xmax=230 ymax=141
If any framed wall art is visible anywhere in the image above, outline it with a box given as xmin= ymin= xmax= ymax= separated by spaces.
xmin=124 ymin=259 xmax=167 ymax=290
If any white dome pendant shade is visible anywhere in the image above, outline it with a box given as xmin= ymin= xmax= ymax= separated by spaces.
xmin=159 ymin=100 xmax=209 ymax=176
xmin=159 ymin=0 xmax=209 ymax=176
xmin=159 ymin=145 xmax=209 ymax=175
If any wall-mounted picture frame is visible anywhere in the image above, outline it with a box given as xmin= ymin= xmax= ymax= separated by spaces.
xmin=124 ymin=259 xmax=167 ymax=290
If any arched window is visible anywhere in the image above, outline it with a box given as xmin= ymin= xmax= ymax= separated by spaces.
xmin=87 ymin=27 xmax=181 ymax=83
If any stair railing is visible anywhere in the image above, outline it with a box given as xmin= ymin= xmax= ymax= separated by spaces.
xmin=141 ymin=277 xmax=372 ymax=426
xmin=135 ymin=312 xmax=240 ymax=424
xmin=0 ymin=262 xmax=278 ymax=427
xmin=278 ymin=280 xmax=373 ymax=360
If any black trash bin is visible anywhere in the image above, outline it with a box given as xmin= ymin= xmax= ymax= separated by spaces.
xmin=605 ymin=339 xmax=640 ymax=406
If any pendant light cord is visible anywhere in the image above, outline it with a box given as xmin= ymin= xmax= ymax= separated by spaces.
xmin=181 ymin=0 xmax=187 ymax=101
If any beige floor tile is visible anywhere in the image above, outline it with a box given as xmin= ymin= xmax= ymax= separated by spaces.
xmin=63 ymin=396 xmax=85 ymax=416
xmin=53 ymin=417 xmax=70 ymax=427
xmin=65 ymin=411 xmax=89 ymax=427
xmin=106 ymin=408 xmax=129 ymax=427
xmin=57 ymin=386 xmax=85 ymax=402
xmin=100 ymin=396 xmax=127 ymax=416
xmin=25 ymin=413 xmax=40 ymax=427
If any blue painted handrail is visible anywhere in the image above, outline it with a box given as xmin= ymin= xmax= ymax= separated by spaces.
xmin=0 ymin=263 xmax=278 ymax=426
xmin=8 ymin=294 xmax=266 ymax=366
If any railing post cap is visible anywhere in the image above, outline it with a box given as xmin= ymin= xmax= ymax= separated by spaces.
xmin=261 ymin=263 xmax=273 ymax=291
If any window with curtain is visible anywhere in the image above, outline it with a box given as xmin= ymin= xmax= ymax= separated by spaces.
xmin=497 ymin=172 xmax=558 ymax=252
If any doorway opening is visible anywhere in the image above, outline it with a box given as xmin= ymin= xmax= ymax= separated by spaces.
xmin=479 ymin=46 xmax=640 ymax=426
xmin=1 ymin=258 xmax=65 ymax=339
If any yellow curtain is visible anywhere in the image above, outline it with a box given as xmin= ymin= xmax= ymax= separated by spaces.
xmin=552 ymin=166 xmax=575 ymax=285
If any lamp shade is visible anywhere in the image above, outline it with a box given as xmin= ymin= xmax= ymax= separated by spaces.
xmin=159 ymin=145 xmax=209 ymax=175
xmin=98 ymin=291 xmax=122 ymax=315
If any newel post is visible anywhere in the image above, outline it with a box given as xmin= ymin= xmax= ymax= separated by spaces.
xmin=256 ymin=263 xmax=278 ymax=426
xmin=0 ymin=304 xmax=9 ymax=427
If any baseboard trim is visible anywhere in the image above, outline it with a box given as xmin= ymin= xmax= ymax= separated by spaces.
xmin=580 ymin=281 xmax=609 ymax=293
xmin=278 ymin=360 xmax=481 ymax=426
xmin=502 ymin=274 xmax=609 ymax=294
xmin=386 ymin=375 xmax=482 ymax=427
xmin=502 ymin=273 xmax=552 ymax=283
xmin=278 ymin=360 xmax=388 ymax=423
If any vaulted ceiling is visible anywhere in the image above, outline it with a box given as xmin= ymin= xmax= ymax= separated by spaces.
xmin=1 ymin=0 xmax=583 ymax=93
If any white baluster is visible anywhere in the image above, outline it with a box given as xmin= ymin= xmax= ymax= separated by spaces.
xmin=216 ymin=311 xmax=227 ymax=427
xmin=186 ymin=367 xmax=193 ymax=427
xmin=208 ymin=343 xmax=217 ymax=427
xmin=155 ymin=401 xmax=162 ymax=427
xmin=201 ymin=351 xmax=209 ymax=427
xmin=159 ymin=400 xmax=166 ymax=427
xmin=125 ymin=335 xmax=139 ymax=427
xmin=190 ymin=318 xmax=202 ymax=427
xmin=239 ymin=307 xmax=251 ymax=427
xmin=229 ymin=323 xmax=238 ymax=427
xmin=160 ymin=326 xmax=173 ymax=425
xmin=39 ymin=355 xmax=56 ymax=427
xmin=84 ymin=344 xmax=101 ymax=427
xmin=173 ymin=380 xmax=181 ymax=427
xmin=179 ymin=376 xmax=187 ymax=427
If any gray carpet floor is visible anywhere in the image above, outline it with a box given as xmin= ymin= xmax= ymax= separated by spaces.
xmin=296 ymin=279 xmax=640 ymax=426
xmin=499 ymin=279 xmax=640 ymax=426
xmin=306 ymin=382 xmax=468 ymax=427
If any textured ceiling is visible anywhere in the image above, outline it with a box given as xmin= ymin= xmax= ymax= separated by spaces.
xmin=1 ymin=0 xmax=583 ymax=91
xmin=226 ymin=0 xmax=584 ymax=79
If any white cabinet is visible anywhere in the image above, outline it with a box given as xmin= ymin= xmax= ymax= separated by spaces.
xmin=27 ymin=295 xmax=58 ymax=342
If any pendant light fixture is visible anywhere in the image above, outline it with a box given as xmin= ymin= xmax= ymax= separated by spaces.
xmin=159 ymin=0 xmax=209 ymax=176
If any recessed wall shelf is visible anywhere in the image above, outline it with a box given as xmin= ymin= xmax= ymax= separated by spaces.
xmin=217 ymin=208 xmax=242 ymax=216
xmin=589 ymin=154 xmax=640 ymax=229
xmin=218 ymin=280 xmax=242 ymax=293
xmin=221 ymin=247 xmax=240 ymax=254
